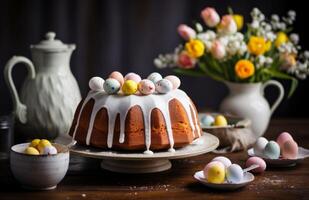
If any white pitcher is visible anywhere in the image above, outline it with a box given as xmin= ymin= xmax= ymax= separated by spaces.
xmin=220 ymin=80 xmax=284 ymax=138
xmin=4 ymin=32 xmax=81 ymax=140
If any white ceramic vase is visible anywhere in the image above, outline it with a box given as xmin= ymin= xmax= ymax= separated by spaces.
xmin=219 ymin=80 xmax=284 ymax=138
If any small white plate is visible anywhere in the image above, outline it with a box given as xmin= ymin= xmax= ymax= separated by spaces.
xmin=193 ymin=170 xmax=254 ymax=190
xmin=247 ymin=147 xmax=309 ymax=167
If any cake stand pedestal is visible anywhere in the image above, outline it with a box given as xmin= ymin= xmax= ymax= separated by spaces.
xmin=70 ymin=133 xmax=219 ymax=173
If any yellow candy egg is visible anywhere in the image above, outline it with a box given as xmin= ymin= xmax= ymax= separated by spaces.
xmin=37 ymin=139 xmax=52 ymax=153
xmin=207 ymin=163 xmax=225 ymax=184
xmin=29 ymin=139 xmax=41 ymax=148
xmin=25 ymin=147 xmax=40 ymax=155
xmin=122 ymin=80 xmax=138 ymax=95
xmin=214 ymin=115 xmax=228 ymax=126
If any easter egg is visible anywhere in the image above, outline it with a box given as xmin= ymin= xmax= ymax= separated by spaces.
xmin=122 ymin=80 xmax=138 ymax=95
xmin=89 ymin=77 xmax=105 ymax=91
xmin=42 ymin=145 xmax=58 ymax=155
xmin=276 ymin=132 xmax=294 ymax=149
xmin=37 ymin=139 xmax=52 ymax=154
xmin=200 ymin=115 xmax=215 ymax=126
xmin=164 ymin=75 xmax=181 ymax=89
xmin=226 ymin=164 xmax=244 ymax=183
xmin=103 ymin=78 xmax=121 ymax=94
xmin=147 ymin=72 xmax=162 ymax=84
xmin=124 ymin=72 xmax=141 ymax=83
xmin=263 ymin=141 xmax=280 ymax=159
xmin=109 ymin=71 xmax=124 ymax=85
xmin=214 ymin=115 xmax=228 ymax=126
xmin=245 ymin=156 xmax=267 ymax=173
xmin=29 ymin=139 xmax=41 ymax=148
xmin=155 ymin=79 xmax=173 ymax=94
xmin=282 ymin=140 xmax=298 ymax=159
xmin=25 ymin=147 xmax=40 ymax=155
xmin=253 ymin=137 xmax=268 ymax=156
xmin=203 ymin=161 xmax=225 ymax=183
xmin=138 ymin=79 xmax=155 ymax=95
xmin=212 ymin=156 xmax=232 ymax=168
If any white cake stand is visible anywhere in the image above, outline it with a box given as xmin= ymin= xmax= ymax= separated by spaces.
xmin=70 ymin=132 xmax=219 ymax=173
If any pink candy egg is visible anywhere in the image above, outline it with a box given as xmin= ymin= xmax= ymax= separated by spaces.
xmin=245 ymin=157 xmax=266 ymax=173
xmin=109 ymin=71 xmax=124 ymax=85
xmin=276 ymin=132 xmax=294 ymax=149
xmin=282 ymin=140 xmax=298 ymax=159
xmin=124 ymin=72 xmax=141 ymax=83
xmin=203 ymin=161 xmax=225 ymax=179
xmin=138 ymin=79 xmax=155 ymax=95
xmin=164 ymin=75 xmax=181 ymax=90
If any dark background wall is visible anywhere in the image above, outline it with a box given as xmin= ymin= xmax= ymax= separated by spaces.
xmin=0 ymin=0 xmax=308 ymax=117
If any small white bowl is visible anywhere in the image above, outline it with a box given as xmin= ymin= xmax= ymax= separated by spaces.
xmin=194 ymin=170 xmax=254 ymax=190
xmin=10 ymin=143 xmax=70 ymax=190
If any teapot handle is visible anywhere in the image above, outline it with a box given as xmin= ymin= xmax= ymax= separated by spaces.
xmin=261 ymin=80 xmax=284 ymax=116
xmin=4 ymin=56 xmax=36 ymax=124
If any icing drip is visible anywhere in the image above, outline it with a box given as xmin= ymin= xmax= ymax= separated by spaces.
xmin=72 ymin=89 xmax=200 ymax=153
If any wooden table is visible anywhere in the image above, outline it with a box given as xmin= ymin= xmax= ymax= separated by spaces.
xmin=1 ymin=119 xmax=309 ymax=200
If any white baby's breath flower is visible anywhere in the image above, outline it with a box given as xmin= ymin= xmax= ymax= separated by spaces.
xmin=251 ymin=20 xmax=260 ymax=29
xmin=271 ymin=14 xmax=279 ymax=22
xmin=290 ymin=33 xmax=299 ymax=44
xmin=195 ymin=23 xmax=203 ymax=33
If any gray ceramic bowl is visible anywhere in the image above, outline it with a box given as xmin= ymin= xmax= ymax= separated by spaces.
xmin=10 ymin=143 xmax=69 ymax=190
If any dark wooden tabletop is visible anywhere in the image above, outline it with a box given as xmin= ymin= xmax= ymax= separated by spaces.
xmin=1 ymin=119 xmax=309 ymax=200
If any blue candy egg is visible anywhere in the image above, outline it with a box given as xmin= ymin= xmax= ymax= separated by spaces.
xmin=103 ymin=78 xmax=121 ymax=94
xmin=226 ymin=164 xmax=244 ymax=184
xmin=147 ymin=72 xmax=163 ymax=84
xmin=201 ymin=115 xmax=215 ymax=126
xmin=155 ymin=79 xmax=173 ymax=94
xmin=263 ymin=141 xmax=280 ymax=159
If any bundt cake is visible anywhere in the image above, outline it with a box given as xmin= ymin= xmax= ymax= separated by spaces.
xmin=68 ymin=72 xmax=202 ymax=154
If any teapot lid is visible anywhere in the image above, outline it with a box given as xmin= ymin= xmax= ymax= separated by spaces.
xmin=31 ymin=32 xmax=75 ymax=52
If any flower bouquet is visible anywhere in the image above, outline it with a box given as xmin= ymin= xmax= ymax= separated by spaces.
xmin=154 ymin=7 xmax=309 ymax=97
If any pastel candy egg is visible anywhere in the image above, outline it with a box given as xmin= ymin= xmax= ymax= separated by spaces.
xmin=200 ymin=115 xmax=214 ymax=126
xmin=263 ymin=141 xmax=280 ymax=159
xmin=226 ymin=164 xmax=244 ymax=184
xmin=203 ymin=161 xmax=225 ymax=183
xmin=109 ymin=71 xmax=124 ymax=85
xmin=282 ymin=140 xmax=298 ymax=159
xmin=89 ymin=77 xmax=105 ymax=91
xmin=212 ymin=156 xmax=232 ymax=168
xmin=214 ymin=115 xmax=228 ymax=126
xmin=124 ymin=72 xmax=141 ymax=83
xmin=245 ymin=157 xmax=267 ymax=173
xmin=37 ymin=139 xmax=52 ymax=154
xmin=253 ymin=137 xmax=268 ymax=156
xmin=24 ymin=147 xmax=40 ymax=155
xmin=29 ymin=139 xmax=41 ymax=148
xmin=164 ymin=75 xmax=181 ymax=89
xmin=147 ymin=72 xmax=162 ymax=84
xmin=122 ymin=80 xmax=138 ymax=95
xmin=103 ymin=78 xmax=121 ymax=94
xmin=155 ymin=79 xmax=173 ymax=94
xmin=42 ymin=145 xmax=58 ymax=155
xmin=138 ymin=79 xmax=155 ymax=95
xmin=276 ymin=132 xmax=294 ymax=149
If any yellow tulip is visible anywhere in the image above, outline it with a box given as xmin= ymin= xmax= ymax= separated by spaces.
xmin=185 ymin=39 xmax=205 ymax=58
xmin=247 ymin=36 xmax=270 ymax=56
xmin=233 ymin=14 xmax=244 ymax=30
xmin=235 ymin=60 xmax=255 ymax=79
xmin=275 ymin=32 xmax=288 ymax=47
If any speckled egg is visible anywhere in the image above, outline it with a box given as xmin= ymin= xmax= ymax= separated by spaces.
xmin=212 ymin=156 xmax=232 ymax=168
xmin=122 ymin=80 xmax=138 ymax=95
xmin=138 ymin=79 xmax=155 ymax=95
xmin=24 ymin=147 xmax=40 ymax=155
xmin=263 ymin=141 xmax=280 ymax=159
xmin=245 ymin=157 xmax=267 ymax=173
xmin=89 ymin=77 xmax=105 ymax=91
xmin=200 ymin=114 xmax=215 ymax=126
xmin=147 ymin=72 xmax=163 ymax=84
xmin=203 ymin=161 xmax=225 ymax=184
xmin=109 ymin=71 xmax=124 ymax=85
xmin=42 ymin=145 xmax=58 ymax=155
xmin=276 ymin=132 xmax=294 ymax=149
xmin=253 ymin=137 xmax=269 ymax=156
xmin=164 ymin=75 xmax=181 ymax=90
xmin=226 ymin=164 xmax=244 ymax=183
xmin=214 ymin=115 xmax=228 ymax=126
xmin=155 ymin=79 xmax=173 ymax=94
xmin=282 ymin=140 xmax=298 ymax=159
xmin=124 ymin=72 xmax=142 ymax=83
xmin=103 ymin=78 xmax=121 ymax=94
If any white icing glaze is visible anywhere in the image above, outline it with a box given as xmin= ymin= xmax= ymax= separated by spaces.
xmin=72 ymin=89 xmax=200 ymax=154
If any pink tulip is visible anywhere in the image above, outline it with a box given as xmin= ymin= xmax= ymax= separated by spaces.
xmin=201 ymin=7 xmax=220 ymax=27
xmin=211 ymin=40 xmax=226 ymax=59
xmin=177 ymin=24 xmax=196 ymax=40
xmin=177 ymin=51 xmax=197 ymax=69
xmin=218 ymin=15 xmax=237 ymax=34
